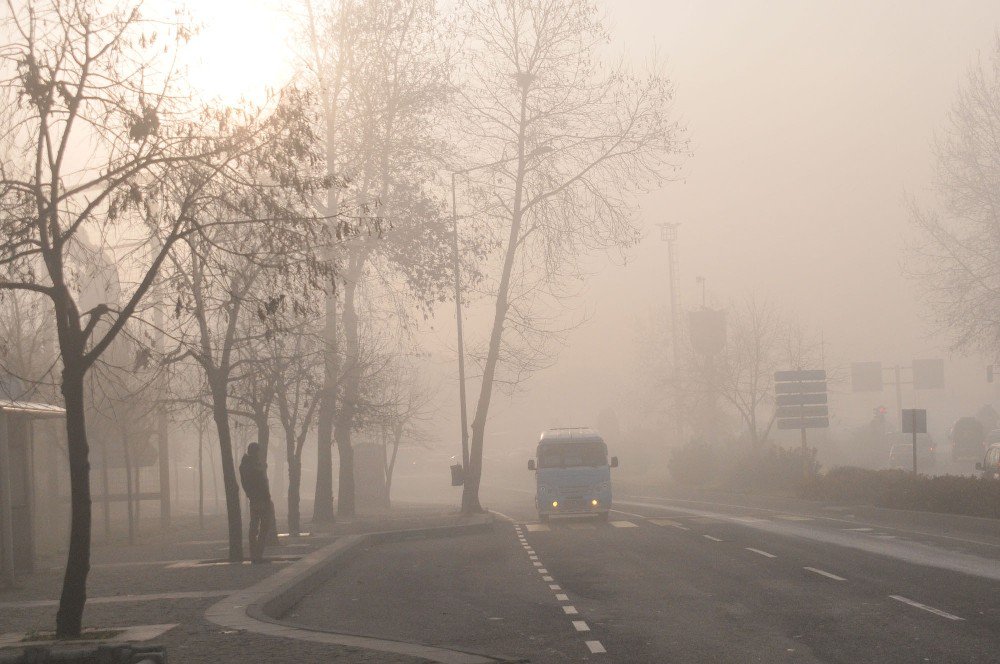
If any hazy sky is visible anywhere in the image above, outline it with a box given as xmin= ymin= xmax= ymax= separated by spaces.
xmin=445 ymin=1 xmax=1000 ymax=449
xmin=160 ymin=0 xmax=1000 ymax=450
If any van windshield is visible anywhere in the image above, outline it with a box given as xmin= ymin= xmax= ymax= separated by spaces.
xmin=537 ymin=442 xmax=607 ymax=468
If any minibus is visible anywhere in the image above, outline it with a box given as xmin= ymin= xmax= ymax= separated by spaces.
xmin=528 ymin=428 xmax=618 ymax=522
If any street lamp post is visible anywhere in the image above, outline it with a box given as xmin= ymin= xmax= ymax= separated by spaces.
xmin=451 ymin=173 xmax=471 ymax=474
xmin=657 ymin=223 xmax=683 ymax=444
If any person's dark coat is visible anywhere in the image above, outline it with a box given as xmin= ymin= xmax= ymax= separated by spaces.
xmin=239 ymin=453 xmax=270 ymax=503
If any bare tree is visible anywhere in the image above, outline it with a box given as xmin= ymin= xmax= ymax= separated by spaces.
xmin=372 ymin=363 xmax=437 ymax=506
xmin=686 ymin=297 xmax=821 ymax=448
xmin=455 ymin=0 xmax=684 ymax=512
xmin=298 ymin=0 xmax=452 ymax=520
xmin=274 ymin=322 xmax=323 ymax=535
xmin=0 ymin=0 xmax=296 ymax=636
xmin=908 ymin=35 xmax=1000 ymax=355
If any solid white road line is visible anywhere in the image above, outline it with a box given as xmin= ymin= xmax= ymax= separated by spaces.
xmin=889 ymin=595 xmax=965 ymax=621
xmin=804 ymin=567 xmax=846 ymax=581
xmin=555 ymin=593 xmax=569 ymax=601
xmin=703 ymin=535 xmax=723 ymax=542
xmin=526 ymin=524 xmax=550 ymax=532
xmin=585 ymin=641 xmax=606 ymax=654
xmin=844 ymin=527 xmax=874 ymax=532
xmin=745 ymin=547 xmax=777 ymax=558
xmin=572 ymin=621 xmax=590 ymax=632
xmin=562 ymin=606 xmax=578 ymax=615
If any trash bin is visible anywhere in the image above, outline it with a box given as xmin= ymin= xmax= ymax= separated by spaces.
xmin=450 ymin=463 xmax=464 ymax=486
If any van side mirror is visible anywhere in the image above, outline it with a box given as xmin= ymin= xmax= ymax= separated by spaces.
xmin=610 ymin=456 xmax=619 ymax=468
xmin=528 ymin=459 xmax=536 ymax=471
xmin=976 ymin=462 xmax=983 ymax=470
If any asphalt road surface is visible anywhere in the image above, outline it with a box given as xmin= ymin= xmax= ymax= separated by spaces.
xmin=290 ymin=487 xmax=1000 ymax=663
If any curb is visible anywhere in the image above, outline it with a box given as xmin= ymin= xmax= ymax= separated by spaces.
xmin=206 ymin=513 xmax=511 ymax=664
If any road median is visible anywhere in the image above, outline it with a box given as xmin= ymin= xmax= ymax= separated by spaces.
xmin=207 ymin=511 xmax=506 ymax=664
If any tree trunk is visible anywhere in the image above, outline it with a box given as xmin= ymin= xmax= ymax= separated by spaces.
xmin=287 ymin=456 xmax=302 ymax=536
xmin=197 ymin=421 xmax=204 ymax=530
xmin=210 ymin=383 xmax=243 ymax=561
xmin=335 ymin=272 xmax=360 ymax=519
xmin=461 ymin=90 xmax=530 ymax=515
xmin=312 ymin=290 xmax=338 ymax=523
xmin=55 ymin=359 xmax=91 ymax=639
xmin=122 ymin=433 xmax=134 ymax=545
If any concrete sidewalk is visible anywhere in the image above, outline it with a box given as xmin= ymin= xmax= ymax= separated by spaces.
xmin=0 ymin=505 xmax=479 ymax=663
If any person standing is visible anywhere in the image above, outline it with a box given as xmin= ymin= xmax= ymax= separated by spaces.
xmin=239 ymin=442 xmax=271 ymax=563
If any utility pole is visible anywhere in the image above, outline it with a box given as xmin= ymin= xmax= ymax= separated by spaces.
xmin=451 ymin=172 xmax=470 ymax=474
xmin=658 ymin=223 xmax=682 ymax=444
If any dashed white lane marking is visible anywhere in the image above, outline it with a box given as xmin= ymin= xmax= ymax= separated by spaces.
xmin=543 ymin=576 xmax=554 ymax=581
xmin=549 ymin=584 xmax=561 ymax=590
xmin=572 ymin=621 xmax=590 ymax=632
xmin=610 ymin=520 xmax=638 ymax=528
xmin=562 ymin=606 xmax=578 ymax=615
xmin=533 ymin=562 xmax=543 ymax=567
xmin=703 ymin=535 xmax=724 ymax=542
xmin=777 ymin=515 xmax=813 ymax=521
xmin=586 ymin=641 xmax=606 ymax=654
xmin=530 ymin=555 xmax=539 ymax=560
xmin=538 ymin=568 xmax=548 ymax=573
xmin=649 ymin=518 xmax=690 ymax=530
xmin=844 ymin=527 xmax=874 ymax=532
xmin=889 ymin=595 xmax=964 ymax=621
xmin=526 ymin=524 xmax=551 ymax=532
xmin=734 ymin=517 xmax=768 ymax=523
xmin=556 ymin=593 xmax=569 ymax=601
xmin=745 ymin=547 xmax=777 ymax=558
xmin=804 ymin=567 xmax=846 ymax=581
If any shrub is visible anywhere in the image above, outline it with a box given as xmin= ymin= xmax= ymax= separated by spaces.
xmin=725 ymin=444 xmax=814 ymax=494
xmin=800 ymin=466 xmax=1000 ymax=519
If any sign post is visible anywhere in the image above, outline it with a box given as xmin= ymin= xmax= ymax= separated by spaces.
xmin=774 ymin=370 xmax=829 ymax=479
xmin=901 ymin=409 xmax=927 ymax=475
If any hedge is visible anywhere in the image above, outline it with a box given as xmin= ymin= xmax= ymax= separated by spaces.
xmin=799 ymin=466 xmax=1000 ymax=520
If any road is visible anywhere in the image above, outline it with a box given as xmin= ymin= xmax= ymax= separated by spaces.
xmin=289 ymin=487 xmax=1000 ymax=663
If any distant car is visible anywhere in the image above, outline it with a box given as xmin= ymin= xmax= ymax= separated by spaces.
xmin=975 ymin=443 xmax=1000 ymax=480
xmin=950 ymin=417 xmax=986 ymax=463
xmin=887 ymin=432 xmax=936 ymax=470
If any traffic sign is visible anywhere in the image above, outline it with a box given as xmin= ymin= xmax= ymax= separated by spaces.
xmin=775 ymin=392 xmax=828 ymax=407
xmin=774 ymin=369 xmax=826 ymax=382
xmin=902 ymin=409 xmax=927 ymax=434
xmin=777 ymin=417 xmax=830 ymax=430
xmin=775 ymin=405 xmax=828 ymax=418
xmin=912 ymin=359 xmax=944 ymax=390
xmin=775 ymin=381 xmax=827 ymax=395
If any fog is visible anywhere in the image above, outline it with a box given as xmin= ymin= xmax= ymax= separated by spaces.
xmin=414 ymin=0 xmax=1000 ymax=485
xmin=3 ymin=0 xmax=1000 ymax=655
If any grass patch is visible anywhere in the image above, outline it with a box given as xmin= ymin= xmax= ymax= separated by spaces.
xmin=21 ymin=628 xmax=124 ymax=643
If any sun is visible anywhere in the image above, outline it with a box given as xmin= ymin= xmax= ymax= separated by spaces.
xmin=155 ymin=0 xmax=296 ymax=108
